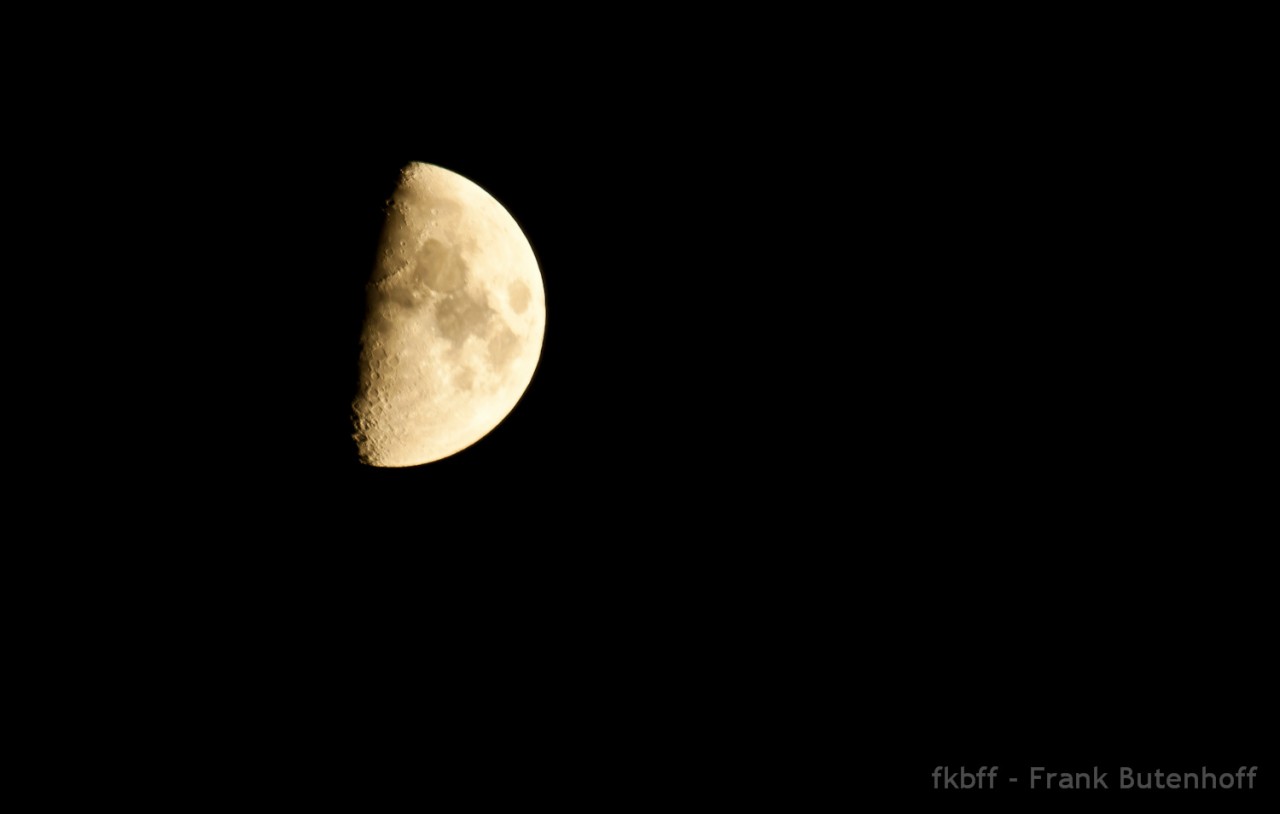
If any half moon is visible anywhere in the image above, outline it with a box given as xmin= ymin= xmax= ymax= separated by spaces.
xmin=352 ymin=162 xmax=545 ymax=467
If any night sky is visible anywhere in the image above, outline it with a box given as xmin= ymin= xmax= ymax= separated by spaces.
xmin=42 ymin=14 xmax=1267 ymax=804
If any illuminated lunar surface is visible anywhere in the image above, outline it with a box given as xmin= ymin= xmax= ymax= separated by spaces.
xmin=352 ymin=162 xmax=545 ymax=467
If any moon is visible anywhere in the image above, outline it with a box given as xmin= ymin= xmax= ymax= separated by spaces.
xmin=352 ymin=162 xmax=545 ymax=467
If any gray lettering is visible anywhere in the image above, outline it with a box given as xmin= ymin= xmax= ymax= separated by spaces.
xmin=1030 ymin=767 xmax=1045 ymax=789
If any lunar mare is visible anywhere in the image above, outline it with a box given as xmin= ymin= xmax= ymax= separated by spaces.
xmin=352 ymin=162 xmax=545 ymax=466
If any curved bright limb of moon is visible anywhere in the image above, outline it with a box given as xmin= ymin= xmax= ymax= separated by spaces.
xmin=352 ymin=162 xmax=545 ymax=467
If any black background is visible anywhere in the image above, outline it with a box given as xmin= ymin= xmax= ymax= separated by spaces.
xmin=26 ymin=10 xmax=1269 ymax=807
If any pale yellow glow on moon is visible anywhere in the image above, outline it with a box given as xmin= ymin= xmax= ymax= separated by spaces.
xmin=352 ymin=162 xmax=545 ymax=467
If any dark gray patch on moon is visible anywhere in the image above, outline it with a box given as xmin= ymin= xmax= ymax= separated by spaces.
xmin=508 ymin=280 xmax=531 ymax=314
xmin=435 ymin=290 xmax=497 ymax=345
xmin=486 ymin=324 xmax=520 ymax=369
xmin=429 ymin=287 xmax=522 ymax=373
xmin=370 ymin=236 xmax=474 ymax=315
xmin=416 ymin=239 xmax=467 ymax=293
